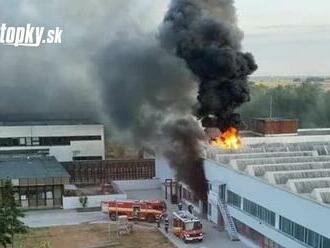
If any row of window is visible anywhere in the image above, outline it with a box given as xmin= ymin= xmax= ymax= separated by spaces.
xmin=0 ymin=185 xmax=63 ymax=208
xmin=279 ymin=216 xmax=330 ymax=248
xmin=225 ymin=190 xmax=330 ymax=248
xmin=227 ymin=190 xmax=241 ymax=208
xmin=73 ymin=156 xmax=103 ymax=161
xmin=243 ymin=198 xmax=276 ymax=226
xmin=234 ymin=218 xmax=284 ymax=248
xmin=226 ymin=190 xmax=276 ymax=226
xmin=0 ymin=136 xmax=101 ymax=147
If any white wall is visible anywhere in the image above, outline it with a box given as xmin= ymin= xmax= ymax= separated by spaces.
xmin=63 ymin=193 xmax=127 ymax=209
xmin=204 ymin=159 xmax=330 ymax=245
xmin=155 ymin=157 xmax=175 ymax=180
xmin=208 ymin=191 xmax=219 ymax=224
xmin=113 ymin=179 xmax=161 ymax=191
xmin=71 ymin=140 xmax=104 ymax=158
xmin=244 ymin=134 xmax=330 ymax=145
xmin=0 ymin=124 xmax=105 ymax=162
xmin=0 ymin=125 xmax=104 ymax=138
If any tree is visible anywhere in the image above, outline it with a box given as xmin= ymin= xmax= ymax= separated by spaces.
xmin=0 ymin=180 xmax=28 ymax=248
xmin=0 ymin=209 xmax=11 ymax=248
xmin=79 ymin=195 xmax=88 ymax=208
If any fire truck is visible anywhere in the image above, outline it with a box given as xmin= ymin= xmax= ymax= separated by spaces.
xmin=101 ymin=200 xmax=166 ymax=222
xmin=172 ymin=210 xmax=204 ymax=243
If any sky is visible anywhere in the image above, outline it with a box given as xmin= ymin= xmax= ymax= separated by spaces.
xmin=0 ymin=0 xmax=327 ymax=123
xmin=155 ymin=0 xmax=330 ymax=76
xmin=235 ymin=0 xmax=330 ymax=76
xmin=1 ymin=0 xmax=329 ymax=81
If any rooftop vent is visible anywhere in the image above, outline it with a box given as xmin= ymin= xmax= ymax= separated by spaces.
xmin=249 ymin=118 xmax=298 ymax=136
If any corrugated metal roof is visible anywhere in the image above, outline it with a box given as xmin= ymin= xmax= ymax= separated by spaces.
xmin=205 ymin=139 xmax=330 ymax=206
xmin=0 ymin=156 xmax=70 ymax=179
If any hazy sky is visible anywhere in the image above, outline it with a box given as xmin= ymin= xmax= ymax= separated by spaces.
xmin=236 ymin=0 xmax=330 ymax=76
xmin=155 ymin=0 xmax=330 ymax=76
xmin=1 ymin=0 xmax=329 ymax=77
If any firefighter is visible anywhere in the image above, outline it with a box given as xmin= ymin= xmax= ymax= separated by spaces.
xmin=156 ymin=215 xmax=160 ymax=228
xmin=164 ymin=217 xmax=169 ymax=233
xmin=133 ymin=209 xmax=138 ymax=224
xmin=178 ymin=202 xmax=183 ymax=211
xmin=188 ymin=204 xmax=193 ymax=214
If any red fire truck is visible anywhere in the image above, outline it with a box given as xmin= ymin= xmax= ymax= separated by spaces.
xmin=101 ymin=200 xmax=166 ymax=222
xmin=172 ymin=210 xmax=204 ymax=243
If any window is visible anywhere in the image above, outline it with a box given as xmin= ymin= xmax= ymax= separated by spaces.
xmin=208 ymin=203 xmax=212 ymax=216
xmin=32 ymin=137 xmax=39 ymax=146
xmin=73 ymin=156 xmax=102 ymax=161
xmin=322 ymin=237 xmax=330 ymax=248
xmin=0 ymin=138 xmax=19 ymax=146
xmin=227 ymin=190 xmax=241 ymax=208
xmin=26 ymin=137 xmax=32 ymax=146
xmin=19 ymin=137 xmax=26 ymax=145
xmin=39 ymin=136 xmax=102 ymax=146
xmin=208 ymin=182 xmax=212 ymax=192
xmin=243 ymin=199 xmax=275 ymax=226
xmin=294 ymin=223 xmax=305 ymax=243
xmin=306 ymin=229 xmax=320 ymax=248
xmin=279 ymin=216 xmax=329 ymax=248
xmin=279 ymin=216 xmax=293 ymax=236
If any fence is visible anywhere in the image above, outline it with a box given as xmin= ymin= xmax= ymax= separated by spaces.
xmin=62 ymin=159 xmax=155 ymax=184
xmin=62 ymin=193 xmax=127 ymax=209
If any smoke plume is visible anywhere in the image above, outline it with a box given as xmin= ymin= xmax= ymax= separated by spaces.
xmin=162 ymin=118 xmax=207 ymax=200
xmin=161 ymin=0 xmax=258 ymax=131
xmin=0 ymin=0 xmax=256 ymax=200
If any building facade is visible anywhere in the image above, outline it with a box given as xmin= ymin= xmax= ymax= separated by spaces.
xmin=0 ymin=121 xmax=105 ymax=162
xmin=0 ymin=156 xmax=70 ymax=209
xmin=204 ymin=131 xmax=330 ymax=248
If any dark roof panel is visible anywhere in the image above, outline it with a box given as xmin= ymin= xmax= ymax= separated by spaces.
xmin=0 ymin=156 xmax=70 ymax=180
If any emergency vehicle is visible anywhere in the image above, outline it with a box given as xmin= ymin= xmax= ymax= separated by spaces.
xmin=101 ymin=199 xmax=166 ymax=222
xmin=172 ymin=210 xmax=204 ymax=243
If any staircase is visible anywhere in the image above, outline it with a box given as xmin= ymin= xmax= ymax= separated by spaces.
xmin=217 ymin=199 xmax=240 ymax=241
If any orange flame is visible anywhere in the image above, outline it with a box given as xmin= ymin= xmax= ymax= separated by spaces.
xmin=211 ymin=127 xmax=242 ymax=150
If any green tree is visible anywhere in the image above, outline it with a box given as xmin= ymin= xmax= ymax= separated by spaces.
xmin=0 ymin=208 xmax=11 ymax=248
xmin=239 ymin=82 xmax=330 ymax=128
xmin=0 ymin=180 xmax=27 ymax=248
xmin=79 ymin=195 xmax=88 ymax=208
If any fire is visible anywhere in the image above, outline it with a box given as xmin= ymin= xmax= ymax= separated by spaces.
xmin=211 ymin=127 xmax=242 ymax=150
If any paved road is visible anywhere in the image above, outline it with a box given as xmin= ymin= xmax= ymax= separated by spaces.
xmin=23 ymin=209 xmax=109 ymax=228
xmin=127 ymin=189 xmax=249 ymax=248
xmin=23 ymin=189 xmax=253 ymax=248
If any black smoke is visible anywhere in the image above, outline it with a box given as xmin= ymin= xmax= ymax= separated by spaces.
xmin=0 ymin=0 xmax=256 ymax=201
xmin=161 ymin=0 xmax=257 ymax=131
xmin=96 ymin=36 xmax=208 ymax=199
xmin=162 ymin=118 xmax=207 ymax=200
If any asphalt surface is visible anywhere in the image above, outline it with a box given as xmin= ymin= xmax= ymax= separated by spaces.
xmin=23 ymin=189 xmax=254 ymax=248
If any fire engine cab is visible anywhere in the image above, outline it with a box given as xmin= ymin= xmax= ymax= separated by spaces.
xmin=172 ymin=210 xmax=204 ymax=243
xmin=101 ymin=200 xmax=166 ymax=222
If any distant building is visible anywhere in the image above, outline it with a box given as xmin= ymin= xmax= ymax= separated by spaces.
xmin=0 ymin=120 xmax=105 ymax=162
xmin=158 ymin=120 xmax=330 ymax=248
xmin=204 ymin=126 xmax=330 ymax=248
xmin=0 ymin=156 xmax=70 ymax=209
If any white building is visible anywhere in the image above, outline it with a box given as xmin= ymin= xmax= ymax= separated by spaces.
xmin=0 ymin=121 xmax=105 ymax=162
xmin=204 ymin=130 xmax=330 ymax=248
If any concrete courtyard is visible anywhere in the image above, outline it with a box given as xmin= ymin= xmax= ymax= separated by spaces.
xmin=23 ymin=188 xmax=255 ymax=248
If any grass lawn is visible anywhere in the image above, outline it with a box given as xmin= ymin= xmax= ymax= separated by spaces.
xmin=12 ymin=223 xmax=174 ymax=248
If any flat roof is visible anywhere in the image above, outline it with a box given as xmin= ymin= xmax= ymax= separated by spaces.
xmin=0 ymin=156 xmax=70 ymax=180
xmin=240 ymin=128 xmax=330 ymax=137
xmin=205 ymin=134 xmax=330 ymax=207
xmin=0 ymin=120 xmax=100 ymax=126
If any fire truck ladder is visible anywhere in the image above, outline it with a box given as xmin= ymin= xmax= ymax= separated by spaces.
xmin=217 ymin=199 xmax=240 ymax=241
